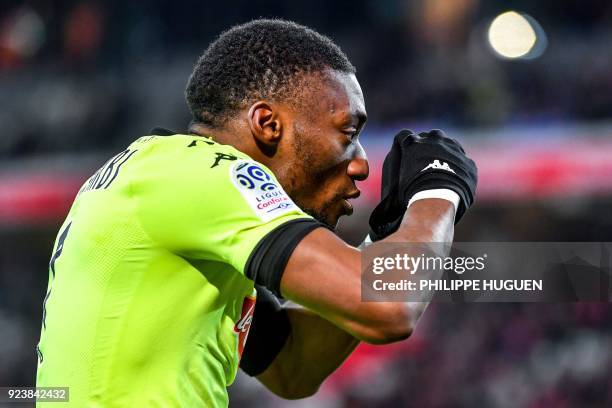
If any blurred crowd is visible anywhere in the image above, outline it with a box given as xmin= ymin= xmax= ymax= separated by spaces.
xmin=1 ymin=0 xmax=612 ymax=158
xmin=324 ymin=302 xmax=612 ymax=408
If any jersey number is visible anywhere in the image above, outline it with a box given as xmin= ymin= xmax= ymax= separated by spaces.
xmin=38 ymin=222 xmax=71 ymax=364
xmin=42 ymin=222 xmax=71 ymax=329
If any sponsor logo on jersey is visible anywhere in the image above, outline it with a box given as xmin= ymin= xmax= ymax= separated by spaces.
xmin=421 ymin=159 xmax=456 ymax=174
xmin=211 ymin=152 xmax=237 ymax=168
xmin=230 ymin=160 xmax=298 ymax=221
xmin=234 ymin=294 xmax=256 ymax=359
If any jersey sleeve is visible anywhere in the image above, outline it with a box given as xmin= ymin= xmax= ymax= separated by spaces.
xmin=134 ymin=139 xmax=314 ymax=275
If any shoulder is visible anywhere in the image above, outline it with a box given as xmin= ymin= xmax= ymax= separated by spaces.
xmin=132 ymin=133 xmax=251 ymax=162
xmin=128 ymin=134 xmax=287 ymax=210
xmin=125 ymin=133 xmax=260 ymax=180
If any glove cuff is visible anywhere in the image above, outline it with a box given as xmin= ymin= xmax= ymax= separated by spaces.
xmin=402 ymin=172 xmax=475 ymax=224
xmin=408 ymin=189 xmax=460 ymax=213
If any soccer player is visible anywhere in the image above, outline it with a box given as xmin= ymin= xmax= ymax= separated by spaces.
xmin=36 ymin=19 xmax=476 ymax=406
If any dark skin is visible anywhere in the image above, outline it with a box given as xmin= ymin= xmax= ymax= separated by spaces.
xmin=190 ymin=69 xmax=455 ymax=398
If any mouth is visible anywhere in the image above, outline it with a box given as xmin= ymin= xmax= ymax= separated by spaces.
xmin=341 ymin=199 xmax=354 ymax=216
xmin=340 ymin=188 xmax=360 ymax=217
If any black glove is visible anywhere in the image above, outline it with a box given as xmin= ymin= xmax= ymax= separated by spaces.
xmin=368 ymin=129 xmax=477 ymax=241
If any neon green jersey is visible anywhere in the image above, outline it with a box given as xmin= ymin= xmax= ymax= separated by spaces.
xmin=36 ymin=134 xmax=310 ymax=407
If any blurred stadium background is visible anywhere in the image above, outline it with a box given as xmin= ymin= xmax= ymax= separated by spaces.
xmin=1 ymin=0 xmax=612 ymax=406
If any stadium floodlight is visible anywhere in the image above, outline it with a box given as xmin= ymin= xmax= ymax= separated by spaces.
xmin=487 ymin=11 xmax=547 ymax=60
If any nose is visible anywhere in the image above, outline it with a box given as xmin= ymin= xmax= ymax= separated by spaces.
xmin=347 ymin=143 xmax=369 ymax=182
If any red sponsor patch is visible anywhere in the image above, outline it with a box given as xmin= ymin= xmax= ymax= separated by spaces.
xmin=234 ymin=295 xmax=256 ymax=358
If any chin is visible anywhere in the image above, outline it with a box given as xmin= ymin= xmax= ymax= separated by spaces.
xmin=301 ymin=207 xmax=340 ymax=230
xmin=318 ymin=210 xmax=344 ymax=231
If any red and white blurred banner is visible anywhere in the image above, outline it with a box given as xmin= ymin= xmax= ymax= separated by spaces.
xmin=1 ymin=127 xmax=612 ymax=225
xmin=0 ymin=175 xmax=83 ymax=225
xmin=467 ymin=137 xmax=612 ymax=200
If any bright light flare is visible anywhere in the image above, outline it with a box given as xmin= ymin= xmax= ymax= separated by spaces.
xmin=488 ymin=11 xmax=545 ymax=60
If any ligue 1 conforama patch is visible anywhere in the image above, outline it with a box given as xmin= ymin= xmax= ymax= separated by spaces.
xmin=230 ymin=160 xmax=298 ymax=221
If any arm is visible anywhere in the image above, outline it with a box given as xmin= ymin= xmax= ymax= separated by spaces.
xmin=280 ymin=197 xmax=455 ymax=344
xmin=256 ymin=304 xmax=359 ymax=399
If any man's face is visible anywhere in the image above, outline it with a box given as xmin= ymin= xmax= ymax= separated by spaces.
xmin=276 ymin=70 xmax=369 ymax=228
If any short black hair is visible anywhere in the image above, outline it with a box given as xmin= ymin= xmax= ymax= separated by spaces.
xmin=185 ymin=19 xmax=355 ymax=128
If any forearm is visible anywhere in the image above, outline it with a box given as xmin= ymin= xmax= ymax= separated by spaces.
xmin=386 ymin=198 xmax=455 ymax=327
xmin=281 ymin=198 xmax=455 ymax=344
xmin=257 ymin=304 xmax=359 ymax=399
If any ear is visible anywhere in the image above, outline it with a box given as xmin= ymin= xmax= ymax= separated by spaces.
xmin=247 ymin=101 xmax=282 ymax=147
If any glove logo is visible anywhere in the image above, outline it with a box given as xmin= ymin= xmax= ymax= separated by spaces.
xmin=421 ymin=159 xmax=456 ymax=174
